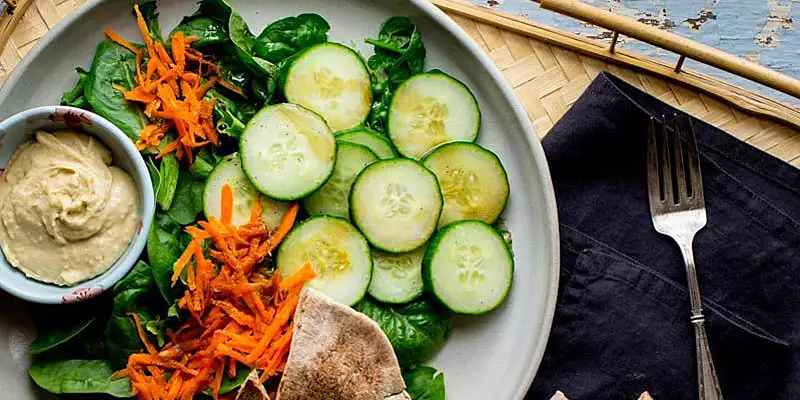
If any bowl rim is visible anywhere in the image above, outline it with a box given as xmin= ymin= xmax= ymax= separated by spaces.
xmin=0 ymin=105 xmax=155 ymax=304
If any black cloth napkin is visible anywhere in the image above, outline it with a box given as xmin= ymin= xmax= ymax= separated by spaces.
xmin=527 ymin=72 xmax=800 ymax=399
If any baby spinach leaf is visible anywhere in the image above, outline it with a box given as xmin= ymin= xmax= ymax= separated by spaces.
xmin=147 ymin=212 xmax=184 ymax=303
xmin=30 ymin=317 xmax=97 ymax=355
xmin=167 ymin=170 xmax=206 ymax=225
xmin=84 ymin=41 xmax=147 ymax=140
xmin=169 ymin=17 xmax=228 ymax=49
xmin=218 ymin=55 xmax=253 ymax=97
xmin=365 ymin=17 xmax=426 ymax=133
xmin=202 ymin=365 xmax=250 ymax=396
xmin=146 ymin=157 xmax=161 ymax=200
xmin=252 ymin=14 xmax=330 ymax=63
xmin=145 ymin=317 xmax=167 ymax=347
xmin=29 ymin=359 xmax=132 ymax=398
xmin=354 ymin=298 xmax=451 ymax=367
xmin=190 ymin=147 xmax=220 ymax=179
xmin=136 ymin=0 xmax=163 ymax=43
xmin=106 ymin=261 xmax=157 ymax=369
xmin=156 ymin=154 xmax=179 ymax=211
xmin=229 ymin=12 xmax=278 ymax=77
xmin=206 ymin=88 xmax=256 ymax=138
xmin=403 ymin=366 xmax=445 ymax=400
xmin=60 ymin=67 xmax=91 ymax=109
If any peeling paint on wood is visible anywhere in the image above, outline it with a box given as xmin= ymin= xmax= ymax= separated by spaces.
xmin=470 ymin=0 xmax=800 ymax=105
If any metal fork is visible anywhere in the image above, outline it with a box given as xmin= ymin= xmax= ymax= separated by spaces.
xmin=646 ymin=115 xmax=723 ymax=400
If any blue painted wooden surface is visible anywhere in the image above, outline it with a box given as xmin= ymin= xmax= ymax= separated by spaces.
xmin=470 ymin=0 xmax=800 ymax=105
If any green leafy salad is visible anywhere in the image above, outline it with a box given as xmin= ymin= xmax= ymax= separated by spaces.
xmin=27 ymin=0 xmax=515 ymax=399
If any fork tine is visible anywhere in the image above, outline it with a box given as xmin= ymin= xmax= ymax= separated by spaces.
xmin=685 ymin=117 xmax=705 ymax=205
xmin=658 ymin=115 xmax=674 ymax=204
xmin=671 ymin=114 xmax=688 ymax=204
xmin=646 ymin=118 xmax=662 ymax=208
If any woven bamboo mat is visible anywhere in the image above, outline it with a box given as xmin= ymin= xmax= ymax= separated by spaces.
xmin=1 ymin=0 xmax=798 ymax=168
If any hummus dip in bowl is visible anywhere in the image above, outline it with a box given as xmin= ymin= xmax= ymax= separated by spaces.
xmin=0 ymin=106 xmax=154 ymax=304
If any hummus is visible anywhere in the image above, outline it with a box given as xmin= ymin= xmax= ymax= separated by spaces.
xmin=0 ymin=130 xmax=139 ymax=286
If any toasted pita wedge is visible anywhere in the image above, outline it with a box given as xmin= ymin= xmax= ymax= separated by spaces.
xmin=236 ymin=370 xmax=271 ymax=400
xmin=276 ymin=288 xmax=410 ymax=400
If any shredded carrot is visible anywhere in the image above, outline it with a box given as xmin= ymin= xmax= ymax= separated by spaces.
xmin=104 ymin=28 xmax=139 ymax=54
xmin=220 ymin=184 xmax=233 ymax=225
xmin=129 ymin=313 xmax=157 ymax=355
xmin=118 ymin=183 xmax=316 ymax=400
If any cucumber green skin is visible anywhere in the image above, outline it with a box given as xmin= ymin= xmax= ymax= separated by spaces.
xmin=302 ymin=142 xmax=378 ymax=218
xmin=387 ymin=70 xmax=482 ymax=159
xmin=422 ymin=220 xmax=514 ymax=315
xmin=349 ymin=159 xmax=443 ymax=254
xmin=335 ymin=127 xmax=398 ymax=159
xmin=239 ymin=103 xmax=337 ymax=201
xmin=276 ymin=215 xmax=374 ymax=306
xmin=282 ymin=42 xmax=373 ymax=129
xmin=421 ymin=141 xmax=510 ymax=225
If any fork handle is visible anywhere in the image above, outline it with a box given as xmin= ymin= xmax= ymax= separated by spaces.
xmin=692 ymin=314 xmax=724 ymax=400
xmin=679 ymin=239 xmax=724 ymax=400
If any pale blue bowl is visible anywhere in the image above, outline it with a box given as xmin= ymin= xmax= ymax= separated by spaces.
xmin=0 ymin=106 xmax=154 ymax=304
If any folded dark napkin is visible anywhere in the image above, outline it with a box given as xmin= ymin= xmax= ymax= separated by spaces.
xmin=528 ymin=72 xmax=800 ymax=400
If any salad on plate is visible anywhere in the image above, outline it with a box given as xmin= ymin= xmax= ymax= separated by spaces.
xmin=23 ymin=0 xmax=515 ymax=399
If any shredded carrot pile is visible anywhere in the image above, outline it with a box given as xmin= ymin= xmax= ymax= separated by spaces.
xmin=105 ymin=4 xmax=223 ymax=164
xmin=115 ymin=185 xmax=313 ymax=400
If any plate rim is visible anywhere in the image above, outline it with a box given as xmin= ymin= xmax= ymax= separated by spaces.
xmin=0 ymin=0 xmax=561 ymax=398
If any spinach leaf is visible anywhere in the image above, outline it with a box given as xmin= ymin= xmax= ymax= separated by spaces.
xmin=30 ymin=317 xmax=96 ymax=356
xmin=147 ymin=212 xmax=184 ymax=303
xmin=106 ymin=261 xmax=157 ymax=368
xmin=169 ymin=17 xmax=228 ymax=49
xmin=228 ymin=12 xmax=278 ymax=77
xmin=146 ymin=157 xmax=161 ymax=200
xmin=365 ymin=17 xmax=426 ymax=133
xmin=167 ymin=170 xmax=206 ymax=225
xmin=60 ymin=67 xmax=91 ymax=109
xmin=145 ymin=317 xmax=167 ymax=347
xmin=354 ymin=298 xmax=451 ymax=367
xmin=206 ymin=88 xmax=256 ymax=138
xmin=136 ymin=0 xmax=163 ymax=43
xmin=156 ymin=154 xmax=179 ymax=211
xmin=202 ymin=365 xmax=250 ymax=395
xmin=403 ymin=366 xmax=445 ymax=400
xmin=29 ymin=359 xmax=132 ymax=398
xmin=252 ymin=14 xmax=330 ymax=63
xmin=190 ymin=147 xmax=220 ymax=179
xmin=84 ymin=41 xmax=147 ymax=140
xmin=218 ymin=55 xmax=252 ymax=97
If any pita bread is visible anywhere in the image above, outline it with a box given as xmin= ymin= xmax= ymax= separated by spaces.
xmin=276 ymin=288 xmax=409 ymax=400
xmin=235 ymin=370 xmax=271 ymax=400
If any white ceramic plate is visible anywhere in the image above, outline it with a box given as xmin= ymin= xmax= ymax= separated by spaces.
xmin=0 ymin=1 xmax=559 ymax=399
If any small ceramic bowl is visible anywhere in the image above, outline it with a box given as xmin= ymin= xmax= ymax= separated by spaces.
xmin=0 ymin=106 xmax=154 ymax=304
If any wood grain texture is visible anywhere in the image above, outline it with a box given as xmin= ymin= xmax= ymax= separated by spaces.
xmin=0 ymin=0 xmax=796 ymax=167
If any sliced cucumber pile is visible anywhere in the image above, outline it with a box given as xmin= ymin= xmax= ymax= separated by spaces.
xmin=276 ymin=216 xmax=372 ymax=306
xmin=423 ymin=220 xmax=513 ymax=315
xmin=367 ymin=246 xmax=425 ymax=304
xmin=203 ymin=153 xmax=291 ymax=230
xmin=422 ymin=142 xmax=509 ymax=227
xmin=304 ymin=142 xmax=378 ymax=219
xmin=388 ymin=71 xmax=480 ymax=159
xmin=240 ymin=103 xmax=336 ymax=201
xmin=283 ymin=43 xmax=372 ymax=132
xmin=335 ymin=128 xmax=397 ymax=160
xmin=350 ymin=159 xmax=442 ymax=253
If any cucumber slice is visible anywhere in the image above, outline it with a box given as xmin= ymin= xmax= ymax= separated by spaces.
xmin=283 ymin=43 xmax=372 ymax=132
xmin=367 ymin=246 xmax=425 ymax=304
xmin=388 ymin=71 xmax=480 ymax=159
xmin=240 ymin=103 xmax=337 ymax=201
xmin=304 ymin=143 xmax=378 ymax=219
xmin=203 ymin=153 xmax=291 ymax=230
xmin=335 ymin=128 xmax=398 ymax=160
xmin=422 ymin=142 xmax=509 ymax=227
xmin=277 ymin=216 xmax=372 ymax=306
xmin=350 ymin=159 xmax=442 ymax=253
xmin=423 ymin=220 xmax=514 ymax=315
